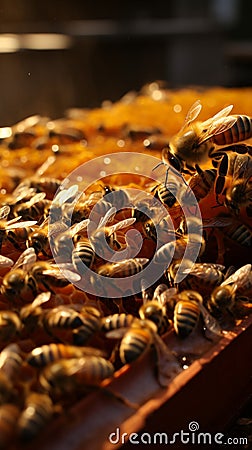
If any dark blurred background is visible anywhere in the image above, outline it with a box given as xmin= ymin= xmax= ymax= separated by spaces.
xmin=0 ymin=0 xmax=251 ymax=124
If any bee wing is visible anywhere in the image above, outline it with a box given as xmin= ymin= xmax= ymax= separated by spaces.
xmin=32 ymin=291 xmax=51 ymax=308
xmin=97 ymin=206 xmax=116 ymax=228
xmin=158 ymin=287 xmax=178 ymax=306
xmin=5 ymin=220 xmax=37 ymax=230
xmin=69 ymin=219 xmax=90 ymax=237
xmin=107 ymin=217 xmax=136 ymax=235
xmin=202 ymin=104 xmax=234 ymax=126
xmin=198 ymin=115 xmax=237 ymax=145
xmin=232 ymin=154 xmax=252 ymax=182
xmin=183 ymin=263 xmax=225 ymax=278
xmin=153 ymin=334 xmax=181 ymax=387
xmin=35 ymin=155 xmax=56 ymax=177
xmin=0 ymin=255 xmax=14 ymax=268
xmin=43 ymin=266 xmax=81 ymax=282
xmin=0 ymin=205 xmax=10 ymax=220
xmin=26 ymin=192 xmax=46 ymax=206
xmin=182 ymin=100 xmax=202 ymax=128
xmin=221 ymin=264 xmax=251 ymax=288
xmin=53 ymin=185 xmax=79 ymax=205
xmin=199 ymin=304 xmax=223 ymax=337
xmin=11 ymin=184 xmax=33 ymax=199
xmin=13 ymin=247 xmax=37 ymax=270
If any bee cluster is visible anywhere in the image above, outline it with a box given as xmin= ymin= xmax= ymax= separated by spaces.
xmin=0 ymin=82 xmax=251 ymax=448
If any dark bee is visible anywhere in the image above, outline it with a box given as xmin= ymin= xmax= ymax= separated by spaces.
xmin=214 ymin=149 xmax=252 ymax=216
xmin=39 ymin=356 xmax=115 ymax=395
xmin=18 ymin=392 xmax=54 ymax=441
xmin=151 ymin=182 xmax=178 ymax=208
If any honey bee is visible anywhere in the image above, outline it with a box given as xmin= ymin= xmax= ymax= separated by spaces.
xmin=19 ymin=291 xmax=51 ymax=332
xmin=47 ymin=184 xmax=79 ymax=224
xmin=151 ymin=181 xmax=179 ymax=208
xmin=27 ymin=222 xmax=52 ymax=258
xmin=188 ymin=165 xmax=217 ymax=201
xmin=173 ymin=290 xmax=222 ymax=338
xmin=0 ymin=343 xmax=24 ymax=381
xmin=0 ymin=205 xmax=37 ymax=251
xmin=13 ymin=192 xmax=50 ymax=223
xmin=28 ymin=260 xmax=80 ymax=295
xmin=90 ymin=209 xmax=135 ymax=259
xmin=160 ymin=100 xmax=251 ymax=176
xmin=26 ymin=342 xmax=104 ymax=367
xmin=0 ymin=310 xmax=22 ymax=343
xmin=97 ymin=258 xmax=149 ymax=278
xmin=72 ymin=238 xmax=95 ymax=273
xmin=180 ymin=262 xmax=225 ymax=296
xmin=0 ymin=248 xmax=38 ymax=299
xmin=100 ymin=185 xmax=130 ymax=210
xmin=39 ymin=356 xmax=115 ymax=395
xmin=107 ymin=319 xmax=181 ymax=387
xmin=1 ymin=248 xmax=79 ymax=300
xmin=53 ymin=218 xmax=89 ymax=262
xmin=214 ymin=149 xmax=252 ymax=216
xmin=208 ymin=264 xmax=252 ymax=316
xmin=42 ymin=305 xmax=85 ymax=333
xmin=101 ymin=313 xmax=136 ymax=332
xmin=143 ymin=215 xmax=175 ymax=245
xmin=17 ymin=392 xmax=54 ymax=441
xmin=139 ymin=280 xmax=171 ymax=335
xmin=13 ymin=156 xmax=60 ymax=200
xmin=154 ymin=232 xmax=205 ymax=271
xmin=71 ymin=306 xmax=101 ymax=345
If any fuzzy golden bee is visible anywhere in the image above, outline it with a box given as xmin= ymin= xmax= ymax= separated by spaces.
xmin=160 ymin=101 xmax=251 ymax=176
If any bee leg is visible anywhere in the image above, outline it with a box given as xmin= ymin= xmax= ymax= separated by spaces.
xmin=40 ymin=280 xmax=56 ymax=295
xmin=27 ymin=276 xmax=38 ymax=297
